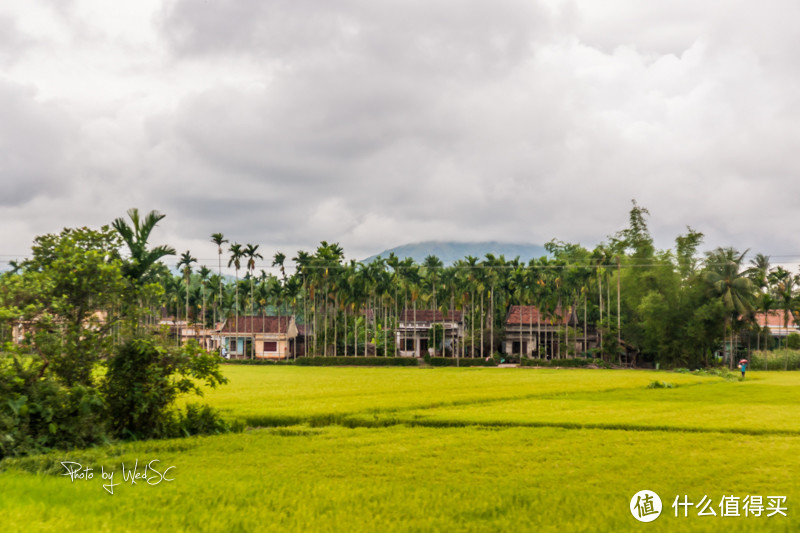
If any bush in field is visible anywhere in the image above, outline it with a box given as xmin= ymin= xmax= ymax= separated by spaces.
xmin=0 ymin=354 xmax=106 ymax=459
xmin=103 ymin=336 xmax=228 ymax=440
xmin=788 ymin=333 xmax=800 ymax=350
xmin=749 ymin=350 xmax=800 ymax=371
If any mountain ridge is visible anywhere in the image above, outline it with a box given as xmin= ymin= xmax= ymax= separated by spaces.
xmin=363 ymin=241 xmax=549 ymax=265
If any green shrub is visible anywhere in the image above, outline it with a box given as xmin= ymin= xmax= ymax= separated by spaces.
xmin=749 ymin=350 xmax=800 ymax=371
xmin=178 ymin=403 xmax=237 ymax=436
xmin=103 ymin=336 xmax=228 ymax=440
xmin=787 ymin=333 xmax=800 ymax=350
xmin=647 ymin=380 xmax=675 ymax=389
xmin=425 ymin=357 xmax=497 ymax=367
xmin=294 ymin=357 xmax=418 ymax=367
xmin=0 ymin=354 xmax=107 ymax=459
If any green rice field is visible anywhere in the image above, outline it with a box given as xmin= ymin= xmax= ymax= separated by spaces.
xmin=2 ymin=366 xmax=799 ymax=532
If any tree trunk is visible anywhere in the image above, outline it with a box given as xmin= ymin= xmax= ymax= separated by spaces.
xmin=490 ymin=285 xmax=494 ymax=357
xmin=480 ymin=291 xmax=484 ymax=358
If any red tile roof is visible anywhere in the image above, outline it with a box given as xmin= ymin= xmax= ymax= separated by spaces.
xmin=400 ymin=309 xmax=463 ymax=322
xmin=220 ymin=316 xmax=296 ymax=334
xmin=753 ymin=312 xmax=797 ymax=328
xmin=505 ymin=305 xmax=574 ymax=325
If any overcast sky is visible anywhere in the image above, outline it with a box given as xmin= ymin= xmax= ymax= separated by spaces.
xmin=2 ymin=0 xmax=800 ymax=272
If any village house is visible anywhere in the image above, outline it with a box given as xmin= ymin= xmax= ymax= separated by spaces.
xmin=395 ymin=309 xmax=464 ymax=357
xmin=753 ymin=311 xmax=799 ymax=340
xmin=214 ymin=315 xmax=306 ymax=359
xmin=503 ymin=305 xmax=589 ymax=359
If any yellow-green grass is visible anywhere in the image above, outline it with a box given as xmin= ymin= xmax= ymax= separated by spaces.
xmin=197 ymin=366 xmax=720 ymax=426
xmin=3 ymin=367 xmax=800 ymax=532
xmin=382 ymin=374 xmax=800 ymax=434
xmin=2 ymin=424 xmax=799 ymax=532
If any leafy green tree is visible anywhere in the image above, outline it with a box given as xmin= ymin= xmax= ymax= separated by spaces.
xmin=1 ymin=226 xmax=126 ymax=386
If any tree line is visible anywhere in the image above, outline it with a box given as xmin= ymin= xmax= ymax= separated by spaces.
xmin=3 ymin=202 xmax=800 ymax=370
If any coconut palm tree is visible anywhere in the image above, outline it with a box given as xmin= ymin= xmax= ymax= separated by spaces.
xmin=703 ymin=247 xmax=755 ymax=368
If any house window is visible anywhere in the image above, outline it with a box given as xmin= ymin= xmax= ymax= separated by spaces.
xmin=230 ymin=338 xmax=236 ymax=352
xmin=404 ymin=339 xmax=415 ymax=351
xmin=263 ymin=341 xmax=277 ymax=352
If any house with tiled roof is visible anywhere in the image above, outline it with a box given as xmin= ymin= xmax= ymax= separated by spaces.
xmin=215 ymin=315 xmax=306 ymax=359
xmin=504 ymin=305 xmax=589 ymax=358
xmin=395 ymin=309 xmax=464 ymax=357
xmin=753 ymin=311 xmax=799 ymax=338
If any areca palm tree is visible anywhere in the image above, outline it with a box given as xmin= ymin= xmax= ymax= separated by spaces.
xmin=228 ymin=243 xmax=244 ymax=357
xmin=177 ymin=251 xmax=197 ymax=342
xmin=273 ymin=252 xmax=287 ymax=340
xmin=423 ymin=256 xmax=443 ymax=354
xmin=293 ymin=250 xmax=312 ymax=354
xmin=112 ymin=208 xmax=176 ymax=329
xmin=113 ymin=208 xmax=177 ymax=284
xmin=210 ymin=233 xmax=228 ymax=327
xmin=198 ymin=265 xmax=211 ymax=346
xmin=769 ymin=266 xmax=797 ymax=364
xmin=244 ymin=244 xmax=263 ymax=356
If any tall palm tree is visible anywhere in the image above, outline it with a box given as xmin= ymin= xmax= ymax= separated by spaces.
xmin=423 ymin=256 xmax=443 ymax=355
xmin=112 ymin=208 xmax=176 ymax=330
xmin=769 ymin=266 xmax=797 ymax=366
xmin=177 ymin=251 xmax=197 ymax=343
xmin=228 ymin=243 xmax=244 ymax=357
xmin=210 ymin=233 xmax=229 ymax=328
xmin=755 ymin=292 xmax=775 ymax=355
xmin=293 ymin=250 xmax=312 ymax=355
xmin=198 ymin=265 xmax=211 ymax=347
xmin=273 ymin=252 xmax=287 ymax=340
xmin=703 ymin=247 xmax=755 ymax=368
xmin=113 ymin=208 xmax=177 ymax=284
xmin=244 ymin=244 xmax=263 ymax=357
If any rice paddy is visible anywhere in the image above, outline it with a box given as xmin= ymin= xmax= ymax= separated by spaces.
xmin=2 ymin=366 xmax=798 ymax=532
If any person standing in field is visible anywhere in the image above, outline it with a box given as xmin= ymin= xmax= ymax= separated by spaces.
xmin=739 ymin=359 xmax=748 ymax=379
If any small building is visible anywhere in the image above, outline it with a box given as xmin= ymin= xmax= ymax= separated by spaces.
xmin=395 ymin=309 xmax=464 ymax=357
xmin=503 ymin=305 xmax=584 ymax=358
xmin=215 ymin=316 xmax=303 ymax=359
xmin=753 ymin=311 xmax=799 ymax=339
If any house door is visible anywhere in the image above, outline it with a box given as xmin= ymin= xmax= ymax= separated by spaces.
xmin=419 ymin=339 xmax=429 ymax=356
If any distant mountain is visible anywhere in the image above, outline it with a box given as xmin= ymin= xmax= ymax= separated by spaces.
xmin=363 ymin=241 xmax=549 ymax=265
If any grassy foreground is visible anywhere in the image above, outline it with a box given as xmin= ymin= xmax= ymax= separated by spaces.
xmin=2 ymin=367 xmax=799 ymax=532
